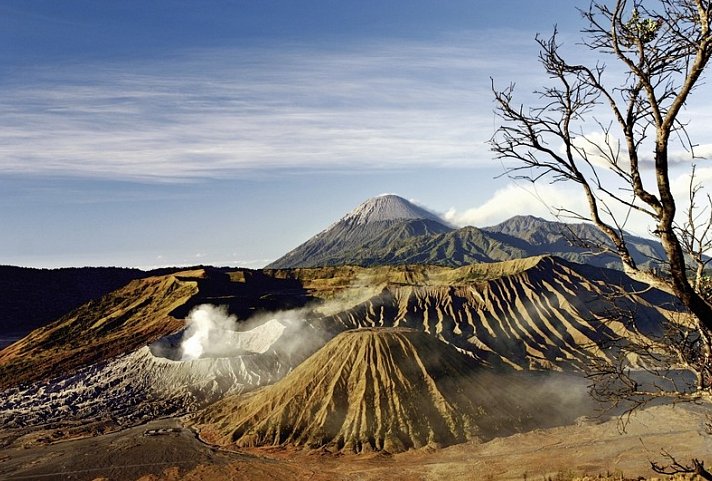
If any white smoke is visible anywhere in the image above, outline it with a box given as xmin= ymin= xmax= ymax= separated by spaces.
xmin=178 ymin=304 xmax=326 ymax=362
xmin=177 ymin=277 xmax=390 ymax=362
xmin=180 ymin=304 xmax=238 ymax=360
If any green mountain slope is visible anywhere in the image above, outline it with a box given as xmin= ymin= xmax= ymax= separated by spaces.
xmin=483 ymin=215 xmax=666 ymax=270
xmin=269 ymin=195 xmax=668 ymax=271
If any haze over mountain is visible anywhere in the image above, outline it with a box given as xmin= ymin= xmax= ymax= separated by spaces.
xmin=268 ymin=194 xmax=666 ymax=271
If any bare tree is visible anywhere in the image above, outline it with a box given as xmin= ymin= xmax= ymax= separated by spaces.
xmin=490 ymin=0 xmax=712 ymax=474
xmin=491 ymin=0 xmax=712 ymax=373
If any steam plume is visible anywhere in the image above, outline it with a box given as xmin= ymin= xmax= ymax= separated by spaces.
xmin=178 ymin=304 xmax=324 ymax=362
xmin=180 ymin=305 xmax=237 ymax=360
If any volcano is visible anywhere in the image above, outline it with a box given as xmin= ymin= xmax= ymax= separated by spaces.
xmin=0 ymin=257 xmax=678 ymax=446
xmin=266 ymin=194 xmax=453 ymax=268
xmin=196 ymin=328 xmax=559 ymax=453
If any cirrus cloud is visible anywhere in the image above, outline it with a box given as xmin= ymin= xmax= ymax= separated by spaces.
xmin=0 ymin=35 xmax=543 ymax=182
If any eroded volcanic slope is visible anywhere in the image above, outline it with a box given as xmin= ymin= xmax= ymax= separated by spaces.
xmin=0 ymin=256 xmax=679 ymax=390
xmin=196 ymin=328 xmax=542 ymax=453
xmin=296 ymin=256 xmax=678 ymax=370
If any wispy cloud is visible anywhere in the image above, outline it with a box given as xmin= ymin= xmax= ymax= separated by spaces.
xmin=445 ymin=182 xmax=587 ymax=228
xmin=0 ymin=35 xmax=543 ymax=182
xmin=447 ymin=162 xmax=712 ymax=241
xmin=6 ymin=32 xmax=707 ymax=185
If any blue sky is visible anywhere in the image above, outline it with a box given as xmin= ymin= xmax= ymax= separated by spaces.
xmin=2 ymin=1 xmax=710 ymax=268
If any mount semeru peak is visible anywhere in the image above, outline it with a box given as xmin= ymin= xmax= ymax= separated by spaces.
xmin=340 ymin=194 xmax=447 ymax=225
xmin=266 ymin=195 xmax=453 ymax=268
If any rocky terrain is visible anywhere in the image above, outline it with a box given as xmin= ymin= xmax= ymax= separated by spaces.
xmin=0 ymin=270 xmax=200 ymax=389
xmin=314 ymin=256 xmax=678 ymax=371
xmin=0 ymin=203 xmax=704 ymax=481
xmin=0 ymin=267 xmax=320 ymax=388
xmin=0 ymin=255 xmax=684 ymax=455
xmin=0 ymin=317 xmax=326 ymax=446
xmin=0 ymin=256 xmax=679 ymax=390
xmin=2 ymin=400 xmax=709 ymax=481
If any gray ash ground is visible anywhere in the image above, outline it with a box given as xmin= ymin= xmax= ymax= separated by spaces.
xmin=0 ymin=418 xmax=251 ymax=481
xmin=0 ymin=319 xmax=321 ymax=445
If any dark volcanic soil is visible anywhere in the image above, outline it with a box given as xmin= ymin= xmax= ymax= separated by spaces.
xmin=0 ymin=418 xmax=256 ymax=481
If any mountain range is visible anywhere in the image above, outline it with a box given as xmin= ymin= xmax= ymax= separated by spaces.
xmin=267 ymin=194 xmax=666 ymax=271
xmin=0 ymin=256 xmax=677 ymax=443
xmin=0 ymin=194 xmax=667 ymax=347
xmin=1 ymin=193 xmax=700 ymax=475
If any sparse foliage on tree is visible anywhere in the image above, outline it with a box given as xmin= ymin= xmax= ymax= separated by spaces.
xmin=490 ymin=0 xmax=712 ymax=474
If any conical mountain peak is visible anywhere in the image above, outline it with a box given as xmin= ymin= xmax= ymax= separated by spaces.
xmin=341 ymin=194 xmax=446 ymax=225
xmin=265 ymin=195 xmax=453 ymax=268
xmin=195 ymin=327 xmax=534 ymax=453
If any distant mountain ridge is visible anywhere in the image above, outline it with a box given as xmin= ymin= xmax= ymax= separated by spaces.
xmin=0 ymin=266 xmax=146 ymax=338
xmin=483 ymin=215 xmax=665 ymax=270
xmin=268 ymin=195 xmax=666 ymax=271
